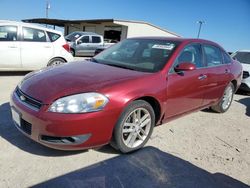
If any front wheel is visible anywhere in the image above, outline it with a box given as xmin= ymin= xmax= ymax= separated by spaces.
xmin=211 ymin=82 xmax=234 ymax=113
xmin=111 ymin=100 xmax=155 ymax=153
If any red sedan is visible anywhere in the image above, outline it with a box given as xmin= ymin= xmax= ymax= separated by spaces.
xmin=10 ymin=37 xmax=242 ymax=153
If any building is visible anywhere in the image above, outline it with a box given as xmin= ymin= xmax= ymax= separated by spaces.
xmin=23 ymin=18 xmax=180 ymax=42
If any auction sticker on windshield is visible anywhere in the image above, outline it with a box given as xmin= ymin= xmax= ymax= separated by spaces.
xmin=152 ymin=43 xmax=175 ymax=50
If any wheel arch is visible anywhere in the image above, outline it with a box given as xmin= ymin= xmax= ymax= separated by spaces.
xmin=134 ymin=96 xmax=162 ymax=125
xmin=231 ymin=79 xmax=237 ymax=92
xmin=47 ymin=57 xmax=67 ymax=66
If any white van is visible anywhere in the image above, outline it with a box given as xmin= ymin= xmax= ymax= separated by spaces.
xmin=0 ymin=20 xmax=74 ymax=71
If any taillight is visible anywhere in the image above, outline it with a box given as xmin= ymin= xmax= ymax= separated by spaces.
xmin=62 ymin=43 xmax=70 ymax=52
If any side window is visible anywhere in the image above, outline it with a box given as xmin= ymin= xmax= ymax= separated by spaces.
xmin=203 ymin=45 xmax=223 ymax=67
xmin=172 ymin=44 xmax=203 ymax=72
xmin=79 ymin=36 xmax=89 ymax=43
xmin=0 ymin=26 xmax=17 ymax=41
xmin=92 ymin=36 xmax=101 ymax=43
xmin=23 ymin=27 xmax=47 ymax=42
xmin=222 ymin=51 xmax=232 ymax=64
xmin=47 ymin=31 xmax=60 ymax=42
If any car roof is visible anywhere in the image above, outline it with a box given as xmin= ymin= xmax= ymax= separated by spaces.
xmin=130 ymin=36 xmax=219 ymax=44
xmin=0 ymin=20 xmax=61 ymax=34
xmin=235 ymin=50 xmax=250 ymax=53
xmin=68 ymin=31 xmax=101 ymax=36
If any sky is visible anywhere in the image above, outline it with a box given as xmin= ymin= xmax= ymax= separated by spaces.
xmin=0 ymin=0 xmax=249 ymax=52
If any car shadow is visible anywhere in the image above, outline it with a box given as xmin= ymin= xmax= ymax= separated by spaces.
xmin=0 ymin=102 xmax=84 ymax=156
xmin=0 ymin=71 xmax=30 ymax=76
xmin=236 ymin=90 xmax=250 ymax=96
xmin=32 ymin=146 xmax=249 ymax=188
xmin=235 ymin=97 xmax=250 ymax=117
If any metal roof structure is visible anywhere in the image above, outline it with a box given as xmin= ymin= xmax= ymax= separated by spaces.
xmin=22 ymin=18 xmax=180 ymax=37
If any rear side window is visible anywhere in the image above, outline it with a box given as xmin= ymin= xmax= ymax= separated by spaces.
xmin=222 ymin=51 xmax=232 ymax=64
xmin=92 ymin=36 xmax=101 ymax=43
xmin=47 ymin=31 xmax=60 ymax=42
xmin=203 ymin=45 xmax=223 ymax=67
xmin=0 ymin=26 xmax=17 ymax=41
xmin=23 ymin=27 xmax=47 ymax=42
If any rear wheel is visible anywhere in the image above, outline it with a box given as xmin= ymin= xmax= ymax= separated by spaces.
xmin=111 ymin=100 xmax=155 ymax=153
xmin=47 ymin=58 xmax=66 ymax=67
xmin=211 ymin=82 xmax=234 ymax=113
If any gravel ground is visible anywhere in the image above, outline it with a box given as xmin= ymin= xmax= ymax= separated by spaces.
xmin=0 ymin=70 xmax=249 ymax=187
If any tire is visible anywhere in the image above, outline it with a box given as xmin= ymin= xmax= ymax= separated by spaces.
xmin=70 ymin=49 xmax=75 ymax=57
xmin=111 ymin=100 xmax=155 ymax=153
xmin=211 ymin=82 xmax=234 ymax=113
xmin=47 ymin=58 xmax=66 ymax=67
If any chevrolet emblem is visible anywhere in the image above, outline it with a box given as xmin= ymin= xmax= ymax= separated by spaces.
xmin=20 ymin=95 xmax=26 ymax=101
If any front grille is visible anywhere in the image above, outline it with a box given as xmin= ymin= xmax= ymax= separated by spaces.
xmin=15 ymin=88 xmax=42 ymax=110
xmin=20 ymin=119 xmax=32 ymax=135
xmin=243 ymin=71 xmax=250 ymax=79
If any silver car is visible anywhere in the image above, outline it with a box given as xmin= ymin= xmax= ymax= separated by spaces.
xmin=66 ymin=32 xmax=104 ymax=57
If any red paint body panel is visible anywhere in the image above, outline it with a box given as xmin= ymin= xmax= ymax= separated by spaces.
xmin=10 ymin=38 xmax=243 ymax=150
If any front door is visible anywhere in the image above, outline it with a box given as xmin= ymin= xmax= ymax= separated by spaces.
xmin=165 ymin=43 xmax=208 ymax=118
xmin=75 ymin=36 xmax=92 ymax=56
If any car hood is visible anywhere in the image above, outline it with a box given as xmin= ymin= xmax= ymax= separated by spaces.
xmin=19 ymin=61 xmax=149 ymax=104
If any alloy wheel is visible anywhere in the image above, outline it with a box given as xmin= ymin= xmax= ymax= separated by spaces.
xmin=122 ymin=108 xmax=152 ymax=148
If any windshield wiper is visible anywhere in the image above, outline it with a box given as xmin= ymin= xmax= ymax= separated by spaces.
xmin=104 ymin=63 xmax=137 ymax=71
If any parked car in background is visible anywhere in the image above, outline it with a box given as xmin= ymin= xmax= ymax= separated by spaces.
xmin=0 ymin=20 xmax=73 ymax=71
xmin=231 ymin=50 xmax=250 ymax=92
xmin=11 ymin=37 xmax=242 ymax=153
xmin=65 ymin=31 xmax=115 ymax=57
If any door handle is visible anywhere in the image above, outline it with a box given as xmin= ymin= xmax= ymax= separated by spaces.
xmin=198 ymin=74 xmax=207 ymax=80
xmin=8 ymin=46 xmax=18 ymax=48
xmin=225 ymin=69 xmax=230 ymax=74
xmin=44 ymin=46 xmax=51 ymax=48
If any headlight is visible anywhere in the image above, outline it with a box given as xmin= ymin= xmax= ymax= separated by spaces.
xmin=49 ymin=93 xmax=109 ymax=113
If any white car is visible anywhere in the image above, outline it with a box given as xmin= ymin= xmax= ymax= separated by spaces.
xmin=0 ymin=20 xmax=74 ymax=71
xmin=231 ymin=50 xmax=250 ymax=92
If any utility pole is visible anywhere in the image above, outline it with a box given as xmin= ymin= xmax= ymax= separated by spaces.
xmin=197 ymin=20 xmax=205 ymax=38
xmin=45 ymin=1 xmax=50 ymax=28
xmin=46 ymin=0 xmax=50 ymax=18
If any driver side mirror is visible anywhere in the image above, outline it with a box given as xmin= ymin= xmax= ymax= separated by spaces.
xmin=77 ymin=40 xmax=82 ymax=45
xmin=174 ymin=62 xmax=196 ymax=72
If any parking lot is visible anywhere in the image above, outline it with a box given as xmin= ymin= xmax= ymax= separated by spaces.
xmin=0 ymin=67 xmax=250 ymax=187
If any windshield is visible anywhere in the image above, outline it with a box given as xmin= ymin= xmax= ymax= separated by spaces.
xmin=65 ymin=32 xmax=82 ymax=42
xmin=232 ymin=51 xmax=250 ymax=64
xmin=94 ymin=39 xmax=179 ymax=72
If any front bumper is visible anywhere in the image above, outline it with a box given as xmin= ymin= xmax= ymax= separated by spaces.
xmin=10 ymin=91 xmax=120 ymax=150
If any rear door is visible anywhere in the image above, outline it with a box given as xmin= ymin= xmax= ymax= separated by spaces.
xmin=165 ymin=43 xmax=208 ymax=118
xmin=201 ymin=44 xmax=230 ymax=106
xmin=0 ymin=25 xmax=21 ymax=68
xmin=21 ymin=27 xmax=53 ymax=69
